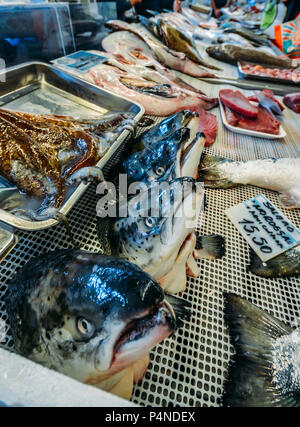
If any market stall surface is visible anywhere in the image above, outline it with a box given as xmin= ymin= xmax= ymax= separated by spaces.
xmin=0 ymin=77 xmax=299 ymax=407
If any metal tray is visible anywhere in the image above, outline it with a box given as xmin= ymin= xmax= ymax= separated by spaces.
xmin=0 ymin=62 xmax=145 ymax=232
xmin=238 ymin=61 xmax=300 ymax=87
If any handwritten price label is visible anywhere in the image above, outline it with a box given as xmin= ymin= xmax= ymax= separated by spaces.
xmin=225 ymin=194 xmax=300 ymax=262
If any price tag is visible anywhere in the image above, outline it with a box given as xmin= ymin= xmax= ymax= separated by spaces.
xmin=53 ymin=51 xmax=107 ymax=73
xmin=225 ymin=194 xmax=300 ymax=262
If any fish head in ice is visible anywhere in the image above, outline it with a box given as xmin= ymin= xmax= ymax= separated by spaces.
xmin=123 ymin=127 xmax=191 ymax=183
xmin=111 ymin=177 xmax=204 ymax=277
xmin=140 ymin=110 xmax=196 ymax=148
xmin=5 ymin=250 xmax=177 ymax=383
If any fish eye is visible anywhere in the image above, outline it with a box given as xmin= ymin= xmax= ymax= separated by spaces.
xmin=77 ymin=317 xmax=95 ymax=338
xmin=144 ymin=217 xmax=155 ymax=228
xmin=155 ymin=166 xmax=165 ymax=176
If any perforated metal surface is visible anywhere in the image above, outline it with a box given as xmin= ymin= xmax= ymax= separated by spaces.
xmin=0 ymin=80 xmax=300 ymax=407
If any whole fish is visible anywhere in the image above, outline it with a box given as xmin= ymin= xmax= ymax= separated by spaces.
xmin=223 ymin=293 xmax=300 ymax=407
xmin=6 ymin=250 xmax=191 ymax=400
xmin=87 ymin=63 xmax=218 ymax=116
xmin=206 ymin=44 xmax=298 ymax=68
xmin=95 ymin=47 xmax=206 ymax=96
xmin=247 ymin=247 xmax=300 ymax=278
xmin=157 ymin=19 xmax=218 ymax=69
xmin=199 ymin=155 xmax=300 ymax=209
xmin=97 ymin=177 xmax=205 ymax=294
xmin=123 ymin=119 xmax=205 ymax=183
xmin=105 ymin=20 xmax=222 ymax=77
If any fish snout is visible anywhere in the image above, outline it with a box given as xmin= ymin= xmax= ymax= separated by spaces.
xmin=139 ymin=277 xmax=165 ymax=307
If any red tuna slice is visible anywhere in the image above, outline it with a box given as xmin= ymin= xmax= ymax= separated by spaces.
xmin=196 ymin=108 xmax=218 ymax=146
xmin=283 ymin=93 xmax=300 ymax=114
xmin=237 ymin=106 xmax=280 ymax=135
xmin=178 ymin=107 xmax=218 ymax=146
xmin=220 ymin=89 xmax=258 ymax=118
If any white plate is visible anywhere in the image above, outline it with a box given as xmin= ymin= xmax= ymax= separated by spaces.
xmin=219 ymin=97 xmax=286 ymax=140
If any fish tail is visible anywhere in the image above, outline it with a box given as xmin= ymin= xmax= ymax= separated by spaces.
xmin=165 ymin=295 xmax=191 ymax=328
xmin=279 ymin=187 xmax=300 ymax=209
xmin=198 ymin=154 xmax=237 ymax=189
xmin=223 ymin=293 xmax=298 ymax=407
xmin=195 ymin=234 xmax=226 ymax=259
xmin=247 ymin=248 xmax=300 ymax=278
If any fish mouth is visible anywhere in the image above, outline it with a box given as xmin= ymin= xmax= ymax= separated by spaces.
xmin=111 ymin=301 xmax=175 ymax=371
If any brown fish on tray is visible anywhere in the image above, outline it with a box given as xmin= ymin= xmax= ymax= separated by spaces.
xmin=0 ymin=109 xmax=136 ymax=219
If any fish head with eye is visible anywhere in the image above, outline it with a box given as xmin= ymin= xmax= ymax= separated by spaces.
xmin=139 ymin=110 xmax=196 ymax=148
xmin=5 ymin=250 xmax=177 ymax=387
xmin=110 ymin=177 xmax=204 ymax=282
xmin=123 ymin=127 xmax=191 ymax=183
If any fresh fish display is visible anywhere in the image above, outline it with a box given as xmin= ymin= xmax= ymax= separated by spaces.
xmin=156 ymin=19 xmax=217 ymax=69
xmin=223 ymin=293 xmax=300 ymax=407
xmin=223 ymin=27 xmax=269 ymax=46
xmin=247 ymin=247 xmax=300 ymax=278
xmin=86 ymin=63 xmax=218 ymax=116
xmin=0 ymin=109 xmax=136 ymax=218
xmin=105 ymin=20 xmax=221 ymax=77
xmin=138 ymin=111 xmax=195 ymax=148
xmin=219 ymin=89 xmax=258 ymax=118
xmin=101 ymin=32 xmax=211 ymax=93
xmin=6 ymin=249 xmax=191 ymax=399
xmin=123 ymin=117 xmax=205 ymax=183
xmin=98 ymin=177 xmax=205 ymax=294
xmin=283 ymin=93 xmax=300 ymax=114
xmin=199 ymin=155 xmax=300 ymax=209
xmin=206 ymin=44 xmax=298 ymax=68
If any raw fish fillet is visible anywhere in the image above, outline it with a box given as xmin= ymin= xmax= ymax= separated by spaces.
xmin=220 ymin=89 xmax=258 ymax=118
xmin=87 ymin=64 xmax=218 ymax=116
xmin=180 ymin=107 xmax=218 ymax=146
xmin=283 ymin=93 xmax=300 ymax=114
xmin=224 ymin=105 xmax=280 ymax=135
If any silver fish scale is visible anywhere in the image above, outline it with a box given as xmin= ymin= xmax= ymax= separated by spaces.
xmin=0 ymin=79 xmax=300 ymax=407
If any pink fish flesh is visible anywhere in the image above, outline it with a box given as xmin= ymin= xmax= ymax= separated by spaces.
xmin=87 ymin=64 xmax=218 ymax=116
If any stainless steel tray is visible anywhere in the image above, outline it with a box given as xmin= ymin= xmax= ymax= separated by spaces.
xmin=238 ymin=61 xmax=300 ymax=87
xmin=0 ymin=62 xmax=145 ymax=232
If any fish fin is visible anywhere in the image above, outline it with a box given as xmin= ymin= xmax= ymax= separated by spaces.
xmin=247 ymin=248 xmax=300 ymax=278
xmin=195 ymin=234 xmax=226 ymax=259
xmin=223 ymin=293 xmax=299 ymax=407
xmin=198 ymin=154 xmax=237 ymax=189
xmin=279 ymin=187 xmax=300 ymax=209
xmin=165 ymin=294 xmax=191 ymax=328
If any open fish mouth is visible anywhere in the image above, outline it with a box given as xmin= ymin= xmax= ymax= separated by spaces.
xmin=111 ymin=301 xmax=175 ymax=371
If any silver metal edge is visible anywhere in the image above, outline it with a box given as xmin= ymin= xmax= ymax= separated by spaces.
xmin=0 ymin=62 xmax=145 ymax=231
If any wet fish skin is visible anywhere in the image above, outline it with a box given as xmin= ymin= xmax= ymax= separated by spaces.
xmin=247 ymin=247 xmax=300 ymax=278
xmin=105 ymin=20 xmax=221 ymax=77
xmin=139 ymin=111 xmax=195 ymax=148
xmin=157 ymin=19 xmax=221 ymax=70
xmin=223 ymin=293 xmax=300 ymax=407
xmin=97 ymin=177 xmax=204 ymax=294
xmin=206 ymin=44 xmax=297 ymax=68
xmin=123 ymin=127 xmax=191 ymax=183
xmin=5 ymin=250 xmax=182 ymax=397
xmin=199 ymin=155 xmax=300 ymax=208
